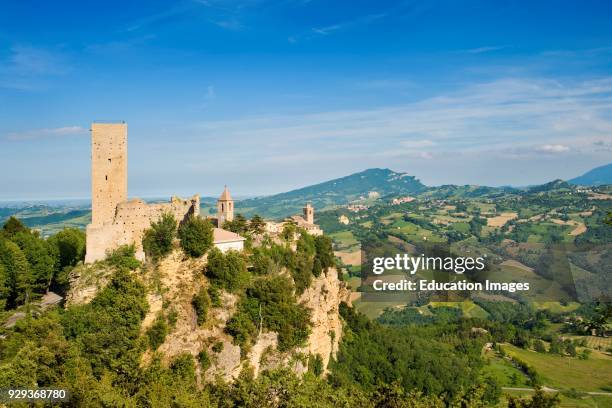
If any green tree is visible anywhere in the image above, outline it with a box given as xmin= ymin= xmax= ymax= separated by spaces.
xmin=178 ymin=215 xmax=214 ymax=258
xmin=0 ymin=239 xmax=32 ymax=308
xmin=0 ymin=262 xmax=7 ymax=309
xmin=205 ymin=248 xmax=248 ymax=293
xmin=224 ymin=214 xmax=248 ymax=234
xmin=249 ymin=215 xmax=266 ymax=234
xmin=142 ymin=213 xmax=177 ymax=261
xmin=281 ymin=221 xmax=297 ymax=241
xmin=314 ymin=235 xmax=335 ymax=270
xmin=548 ymin=338 xmax=563 ymax=355
xmin=11 ymin=231 xmax=55 ymax=293
xmin=534 ymin=339 xmax=547 ymax=353
xmin=47 ymin=228 xmax=86 ymax=269
xmin=508 ymin=387 xmax=561 ymax=408
xmin=2 ymin=216 xmax=28 ymax=237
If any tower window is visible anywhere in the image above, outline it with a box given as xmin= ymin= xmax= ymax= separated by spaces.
xmin=108 ymin=158 xmax=111 ymax=164
xmin=105 ymin=175 xmax=108 ymax=180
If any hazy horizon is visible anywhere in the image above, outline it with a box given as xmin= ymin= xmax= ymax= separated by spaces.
xmin=1 ymin=1 xmax=612 ymax=200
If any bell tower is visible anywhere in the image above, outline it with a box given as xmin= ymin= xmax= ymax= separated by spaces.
xmin=303 ymin=202 xmax=314 ymax=224
xmin=217 ymin=185 xmax=234 ymax=225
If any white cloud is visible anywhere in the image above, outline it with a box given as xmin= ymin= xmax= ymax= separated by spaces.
xmin=537 ymin=144 xmax=570 ymax=153
xmin=6 ymin=126 xmax=87 ymax=141
xmin=190 ymin=77 xmax=612 ymax=160
xmin=400 ymin=139 xmax=436 ymax=148
xmin=463 ymin=45 xmax=506 ymax=54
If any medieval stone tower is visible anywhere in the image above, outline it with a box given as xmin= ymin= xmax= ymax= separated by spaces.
xmin=217 ymin=185 xmax=234 ymax=225
xmin=303 ymin=202 xmax=314 ymax=224
xmin=86 ymin=121 xmax=200 ymax=263
xmin=91 ymin=122 xmax=127 ymax=226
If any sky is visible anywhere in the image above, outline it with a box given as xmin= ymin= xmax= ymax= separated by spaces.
xmin=1 ymin=0 xmax=612 ymax=200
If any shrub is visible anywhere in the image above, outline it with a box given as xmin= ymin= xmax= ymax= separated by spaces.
xmin=250 ymin=248 xmax=276 ymax=275
xmin=578 ymin=349 xmax=591 ymax=360
xmin=212 ymin=341 xmax=224 ymax=353
xmin=192 ymin=287 xmax=210 ymax=326
xmin=548 ymin=337 xmax=564 ymax=355
xmin=178 ymin=215 xmax=213 ymax=258
xmin=308 ymin=354 xmax=324 ymax=377
xmin=291 ymin=251 xmax=313 ymax=294
xmin=142 ymin=213 xmax=177 ymax=261
xmin=167 ymin=308 xmax=178 ymax=329
xmin=205 ymin=248 xmax=248 ymax=293
xmin=208 ymin=286 xmax=222 ymax=307
xmin=534 ymin=339 xmax=547 ymax=353
xmin=198 ymin=350 xmax=211 ymax=371
xmin=147 ymin=315 xmax=169 ymax=350
xmin=170 ymin=353 xmax=196 ymax=380
xmin=314 ymin=235 xmax=335 ymax=270
xmin=105 ymin=244 xmax=141 ymax=271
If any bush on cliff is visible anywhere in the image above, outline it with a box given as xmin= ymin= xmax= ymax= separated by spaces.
xmin=142 ymin=213 xmax=177 ymax=261
xmin=205 ymin=248 xmax=249 ymax=293
xmin=178 ymin=215 xmax=213 ymax=258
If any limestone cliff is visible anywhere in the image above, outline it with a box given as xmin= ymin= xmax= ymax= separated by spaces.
xmin=66 ymin=249 xmax=351 ymax=382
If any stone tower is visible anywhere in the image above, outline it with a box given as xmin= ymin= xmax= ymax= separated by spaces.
xmin=303 ymin=202 xmax=314 ymax=224
xmin=217 ymin=185 xmax=234 ymax=225
xmin=90 ymin=122 xmax=127 ymax=226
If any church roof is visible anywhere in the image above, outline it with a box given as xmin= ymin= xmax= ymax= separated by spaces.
xmin=219 ymin=185 xmax=232 ymax=201
xmin=213 ymin=228 xmax=245 ymax=243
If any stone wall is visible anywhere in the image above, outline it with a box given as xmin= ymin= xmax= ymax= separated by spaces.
xmin=85 ymin=195 xmax=200 ymax=263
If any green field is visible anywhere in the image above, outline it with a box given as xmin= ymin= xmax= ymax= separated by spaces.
xmin=501 ymin=389 xmax=612 ymax=408
xmin=329 ymin=230 xmax=360 ymax=250
xmin=501 ymin=344 xmax=612 ymax=392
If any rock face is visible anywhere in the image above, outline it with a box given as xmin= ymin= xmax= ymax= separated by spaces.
xmin=65 ymin=263 xmax=114 ymax=306
xmin=65 ymin=249 xmax=350 ymax=382
xmin=296 ymin=268 xmax=350 ymax=374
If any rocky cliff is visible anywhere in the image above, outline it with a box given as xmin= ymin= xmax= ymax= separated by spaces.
xmin=66 ymin=249 xmax=351 ymax=382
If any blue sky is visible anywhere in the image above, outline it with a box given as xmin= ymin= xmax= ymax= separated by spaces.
xmin=1 ymin=0 xmax=611 ymax=200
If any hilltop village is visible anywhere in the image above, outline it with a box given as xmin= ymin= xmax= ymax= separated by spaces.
xmin=85 ymin=122 xmax=321 ymax=263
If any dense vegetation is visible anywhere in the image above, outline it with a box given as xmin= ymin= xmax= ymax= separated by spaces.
xmin=0 ymin=217 xmax=85 ymax=309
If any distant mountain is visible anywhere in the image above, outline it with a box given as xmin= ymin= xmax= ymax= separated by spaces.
xmin=569 ymin=163 xmax=612 ymax=186
xmin=235 ymin=168 xmax=426 ymax=219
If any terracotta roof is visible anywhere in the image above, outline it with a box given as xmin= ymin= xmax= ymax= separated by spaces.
xmin=213 ymin=228 xmax=245 ymax=243
xmin=218 ymin=185 xmax=232 ymax=201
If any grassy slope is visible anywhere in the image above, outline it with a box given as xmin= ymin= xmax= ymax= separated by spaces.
xmin=502 ymin=344 xmax=612 ymax=392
